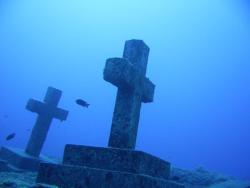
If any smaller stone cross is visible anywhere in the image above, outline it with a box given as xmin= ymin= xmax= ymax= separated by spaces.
xmin=104 ymin=40 xmax=155 ymax=150
xmin=25 ymin=87 xmax=68 ymax=157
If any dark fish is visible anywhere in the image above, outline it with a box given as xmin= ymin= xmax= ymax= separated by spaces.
xmin=6 ymin=133 xmax=15 ymax=141
xmin=76 ymin=99 xmax=89 ymax=108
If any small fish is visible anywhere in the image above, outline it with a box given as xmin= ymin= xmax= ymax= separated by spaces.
xmin=76 ymin=99 xmax=89 ymax=108
xmin=6 ymin=133 xmax=15 ymax=141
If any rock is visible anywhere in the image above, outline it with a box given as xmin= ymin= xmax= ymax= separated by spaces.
xmin=0 ymin=181 xmax=18 ymax=188
xmin=209 ymin=180 xmax=250 ymax=188
xmin=170 ymin=167 xmax=230 ymax=187
xmin=0 ymin=160 xmax=9 ymax=172
xmin=29 ymin=184 xmax=52 ymax=188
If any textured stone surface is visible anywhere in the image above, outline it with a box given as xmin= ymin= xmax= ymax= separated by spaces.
xmin=63 ymin=145 xmax=170 ymax=180
xmin=25 ymin=87 xmax=68 ymax=157
xmin=37 ymin=163 xmax=184 ymax=188
xmin=103 ymin=40 xmax=155 ymax=150
xmin=0 ymin=160 xmax=10 ymax=172
xmin=170 ymin=167 xmax=232 ymax=188
xmin=0 ymin=147 xmax=56 ymax=171
xmin=0 ymin=159 xmax=21 ymax=172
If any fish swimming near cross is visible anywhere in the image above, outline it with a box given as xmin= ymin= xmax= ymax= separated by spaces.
xmin=5 ymin=133 xmax=15 ymax=141
xmin=76 ymin=99 xmax=89 ymax=108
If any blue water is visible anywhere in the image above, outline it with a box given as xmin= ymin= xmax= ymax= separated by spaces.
xmin=0 ymin=0 xmax=249 ymax=180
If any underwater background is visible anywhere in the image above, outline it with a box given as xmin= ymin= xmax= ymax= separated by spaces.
xmin=0 ymin=0 xmax=249 ymax=181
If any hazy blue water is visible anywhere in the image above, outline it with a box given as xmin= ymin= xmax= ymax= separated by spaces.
xmin=0 ymin=0 xmax=249 ymax=180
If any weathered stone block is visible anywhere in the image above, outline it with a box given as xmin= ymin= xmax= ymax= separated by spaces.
xmin=0 ymin=147 xmax=56 ymax=171
xmin=37 ymin=162 xmax=185 ymax=188
xmin=0 ymin=159 xmax=9 ymax=172
xmin=104 ymin=58 xmax=137 ymax=89
xmin=63 ymin=145 xmax=170 ymax=180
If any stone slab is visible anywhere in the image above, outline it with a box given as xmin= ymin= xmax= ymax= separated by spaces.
xmin=37 ymin=162 xmax=185 ymax=188
xmin=0 ymin=146 xmax=56 ymax=171
xmin=63 ymin=145 xmax=170 ymax=180
xmin=0 ymin=159 xmax=10 ymax=172
xmin=0 ymin=159 xmax=22 ymax=172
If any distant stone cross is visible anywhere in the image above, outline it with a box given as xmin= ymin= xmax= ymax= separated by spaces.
xmin=25 ymin=87 xmax=68 ymax=157
xmin=104 ymin=40 xmax=155 ymax=149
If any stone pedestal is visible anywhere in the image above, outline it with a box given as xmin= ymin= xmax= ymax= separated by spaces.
xmin=63 ymin=145 xmax=170 ymax=180
xmin=0 ymin=146 xmax=57 ymax=171
xmin=37 ymin=145 xmax=185 ymax=188
xmin=0 ymin=159 xmax=13 ymax=172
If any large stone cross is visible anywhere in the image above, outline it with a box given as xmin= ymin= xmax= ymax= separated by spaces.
xmin=25 ymin=87 xmax=68 ymax=157
xmin=104 ymin=40 xmax=155 ymax=149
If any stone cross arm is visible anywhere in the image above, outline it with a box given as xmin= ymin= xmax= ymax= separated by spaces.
xmin=26 ymin=99 xmax=68 ymax=121
xmin=142 ymin=78 xmax=155 ymax=103
xmin=104 ymin=58 xmax=155 ymax=103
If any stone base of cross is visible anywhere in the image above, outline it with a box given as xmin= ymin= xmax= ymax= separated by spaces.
xmin=37 ymin=145 xmax=184 ymax=188
xmin=0 ymin=147 xmax=58 ymax=171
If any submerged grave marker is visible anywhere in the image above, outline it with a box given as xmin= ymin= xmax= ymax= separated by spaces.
xmin=0 ymin=87 xmax=68 ymax=171
xmin=25 ymin=87 xmax=68 ymax=157
xmin=37 ymin=40 xmax=185 ymax=188
xmin=104 ymin=40 xmax=155 ymax=149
